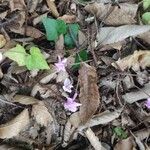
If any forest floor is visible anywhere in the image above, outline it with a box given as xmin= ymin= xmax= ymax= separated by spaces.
xmin=0 ymin=0 xmax=150 ymax=150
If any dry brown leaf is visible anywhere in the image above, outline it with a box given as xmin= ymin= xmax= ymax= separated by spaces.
xmin=9 ymin=0 xmax=26 ymax=11
xmin=114 ymin=137 xmax=135 ymax=150
xmin=55 ymin=34 xmax=64 ymax=57
xmin=58 ymin=15 xmax=77 ymax=23
xmin=78 ymin=63 xmax=100 ymax=124
xmin=10 ymin=26 xmax=44 ymax=39
xmin=78 ymin=109 xmax=122 ymax=130
xmin=112 ymin=50 xmax=150 ymax=71
xmin=32 ymin=101 xmax=53 ymax=127
xmin=46 ymin=0 xmax=59 ymax=18
xmin=78 ymin=30 xmax=87 ymax=49
xmin=97 ymin=25 xmax=150 ymax=46
xmin=138 ymin=31 xmax=150 ymax=45
xmin=122 ymin=83 xmax=150 ymax=104
xmin=0 ymin=11 xmax=8 ymax=19
xmin=85 ymin=128 xmax=106 ymax=150
xmin=13 ymin=95 xmax=38 ymax=105
xmin=0 ymin=109 xmax=29 ymax=139
xmin=28 ymin=0 xmax=40 ymax=13
xmin=0 ymin=34 xmax=6 ymax=48
xmin=85 ymin=3 xmax=137 ymax=25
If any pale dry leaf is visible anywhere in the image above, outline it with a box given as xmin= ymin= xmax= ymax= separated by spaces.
xmin=9 ymin=0 xmax=26 ymax=11
xmin=138 ymin=31 xmax=150 ymax=45
xmin=78 ymin=109 xmax=122 ymax=131
xmin=10 ymin=26 xmax=44 ymax=39
xmin=28 ymin=0 xmax=40 ymax=13
xmin=31 ymin=83 xmax=60 ymax=99
xmin=0 ymin=109 xmax=30 ymax=139
xmin=97 ymin=25 xmax=150 ymax=45
xmin=0 ymin=34 xmax=6 ymax=48
xmin=55 ymin=34 xmax=64 ymax=57
xmin=122 ymin=83 xmax=150 ymax=103
xmin=32 ymin=101 xmax=53 ymax=127
xmin=58 ymin=15 xmax=77 ymax=23
xmin=13 ymin=95 xmax=38 ymax=105
xmin=78 ymin=30 xmax=87 ymax=48
xmin=40 ymin=67 xmax=57 ymax=84
xmin=78 ymin=63 xmax=100 ymax=124
xmin=114 ymin=137 xmax=135 ymax=150
xmin=0 ymin=11 xmax=8 ymax=19
xmin=134 ymin=128 xmax=150 ymax=141
xmin=46 ymin=0 xmax=59 ymax=18
xmin=85 ymin=3 xmax=138 ymax=25
xmin=85 ymin=128 xmax=107 ymax=150
xmin=112 ymin=50 xmax=150 ymax=71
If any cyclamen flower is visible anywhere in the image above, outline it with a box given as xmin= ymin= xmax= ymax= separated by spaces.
xmin=55 ymin=56 xmax=67 ymax=72
xmin=63 ymin=78 xmax=73 ymax=93
xmin=145 ymin=98 xmax=150 ymax=109
xmin=64 ymin=93 xmax=82 ymax=112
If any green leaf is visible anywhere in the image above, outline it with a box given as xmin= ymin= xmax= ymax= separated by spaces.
xmin=42 ymin=17 xmax=67 ymax=41
xmin=142 ymin=12 xmax=150 ymax=24
xmin=72 ymin=49 xmax=88 ymax=70
xmin=143 ymin=0 xmax=150 ymax=10
xmin=64 ymin=23 xmax=80 ymax=48
xmin=26 ymin=47 xmax=50 ymax=70
xmin=4 ymin=44 xmax=27 ymax=66
xmin=113 ymin=127 xmax=128 ymax=139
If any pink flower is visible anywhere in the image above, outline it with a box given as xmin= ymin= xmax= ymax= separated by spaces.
xmin=55 ymin=56 xmax=67 ymax=72
xmin=64 ymin=93 xmax=82 ymax=112
xmin=63 ymin=78 xmax=73 ymax=93
xmin=145 ymin=98 xmax=150 ymax=109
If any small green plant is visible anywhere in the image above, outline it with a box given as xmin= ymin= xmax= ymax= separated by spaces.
xmin=142 ymin=0 xmax=150 ymax=24
xmin=113 ymin=127 xmax=128 ymax=139
xmin=72 ymin=49 xmax=88 ymax=70
xmin=4 ymin=44 xmax=50 ymax=70
xmin=42 ymin=17 xmax=80 ymax=48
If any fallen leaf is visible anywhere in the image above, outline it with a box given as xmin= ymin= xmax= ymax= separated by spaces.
xmin=0 ymin=11 xmax=8 ymax=19
xmin=32 ymin=101 xmax=53 ymax=127
xmin=58 ymin=15 xmax=77 ymax=23
xmin=85 ymin=3 xmax=138 ymax=25
xmin=9 ymin=0 xmax=26 ymax=11
xmin=112 ymin=50 xmax=150 ymax=71
xmin=78 ymin=109 xmax=122 ymax=130
xmin=28 ymin=0 xmax=40 ymax=13
xmin=33 ymin=13 xmax=48 ymax=25
xmin=114 ymin=137 xmax=135 ymax=150
xmin=0 ymin=34 xmax=6 ymax=48
xmin=46 ymin=0 xmax=59 ymax=18
xmin=97 ymin=25 xmax=150 ymax=45
xmin=0 ymin=109 xmax=30 ymax=139
xmin=13 ymin=95 xmax=38 ymax=105
xmin=10 ymin=26 xmax=44 ymax=39
xmin=78 ymin=63 xmax=100 ymax=124
xmin=122 ymin=83 xmax=150 ymax=104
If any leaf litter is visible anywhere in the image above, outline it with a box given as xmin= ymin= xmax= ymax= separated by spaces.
xmin=0 ymin=0 xmax=150 ymax=149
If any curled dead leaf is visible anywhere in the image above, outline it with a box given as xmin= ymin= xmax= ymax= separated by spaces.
xmin=85 ymin=3 xmax=138 ymax=25
xmin=32 ymin=101 xmax=53 ymax=127
xmin=78 ymin=63 xmax=100 ymax=124
xmin=10 ymin=26 xmax=44 ymax=39
xmin=112 ymin=50 xmax=150 ymax=71
xmin=0 ymin=34 xmax=6 ymax=48
xmin=46 ymin=0 xmax=59 ymax=18
xmin=58 ymin=15 xmax=77 ymax=23
xmin=0 ymin=109 xmax=30 ymax=139
xmin=9 ymin=0 xmax=26 ymax=11
xmin=13 ymin=95 xmax=39 ymax=105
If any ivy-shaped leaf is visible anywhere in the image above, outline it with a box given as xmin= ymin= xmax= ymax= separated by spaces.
xmin=4 ymin=44 xmax=49 ymax=70
xmin=42 ymin=17 xmax=67 ymax=42
xmin=64 ymin=23 xmax=80 ymax=48
xmin=72 ymin=49 xmax=88 ymax=70
xmin=143 ymin=0 xmax=150 ymax=10
xmin=113 ymin=127 xmax=128 ymax=139
xmin=4 ymin=44 xmax=28 ymax=66
xmin=142 ymin=12 xmax=150 ymax=24
xmin=26 ymin=47 xmax=50 ymax=70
